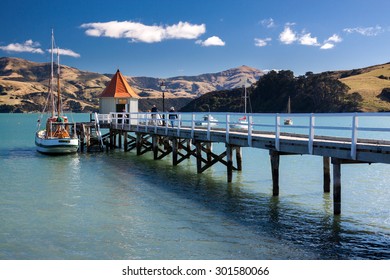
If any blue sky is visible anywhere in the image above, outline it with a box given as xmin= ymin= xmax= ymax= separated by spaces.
xmin=1 ymin=0 xmax=389 ymax=78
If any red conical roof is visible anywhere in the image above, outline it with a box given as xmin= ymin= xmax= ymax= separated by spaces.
xmin=99 ymin=69 xmax=139 ymax=98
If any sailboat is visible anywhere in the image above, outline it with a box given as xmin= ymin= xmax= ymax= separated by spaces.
xmin=195 ymin=105 xmax=218 ymax=127
xmin=229 ymin=85 xmax=251 ymax=130
xmin=195 ymin=114 xmax=218 ymax=127
xmin=35 ymin=30 xmax=79 ymax=154
xmin=283 ymin=96 xmax=293 ymax=125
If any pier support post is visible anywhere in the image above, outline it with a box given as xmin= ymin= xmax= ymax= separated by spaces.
xmin=136 ymin=133 xmax=142 ymax=155
xmin=152 ymin=135 xmax=158 ymax=160
xmin=196 ymin=142 xmax=202 ymax=173
xmin=114 ymin=133 xmax=118 ymax=149
xmin=80 ymin=124 xmax=85 ymax=152
xmin=86 ymin=126 xmax=91 ymax=150
xmin=235 ymin=146 xmax=242 ymax=171
xmin=172 ymin=138 xmax=178 ymax=165
xmin=109 ymin=129 xmax=114 ymax=149
xmin=323 ymin=156 xmax=331 ymax=193
xmin=227 ymin=145 xmax=233 ymax=182
xmin=206 ymin=143 xmax=213 ymax=163
xmin=124 ymin=132 xmax=128 ymax=152
xmin=118 ymin=131 xmax=122 ymax=149
xmin=332 ymin=158 xmax=341 ymax=215
xmin=270 ymin=150 xmax=280 ymax=196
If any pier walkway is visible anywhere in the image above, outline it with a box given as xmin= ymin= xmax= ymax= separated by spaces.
xmin=92 ymin=112 xmax=390 ymax=215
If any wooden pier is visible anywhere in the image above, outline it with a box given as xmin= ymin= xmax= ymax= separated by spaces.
xmin=80 ymin=112 xmax=390 ymax=215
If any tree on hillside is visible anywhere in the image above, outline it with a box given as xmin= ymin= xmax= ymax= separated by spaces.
xmin=251 ymin=70 xmax=296 ymax=112
xmin=294 ymin=72 xmax=351 ymax=112
xmin=181 ymin=70 xmax=362 ymax=113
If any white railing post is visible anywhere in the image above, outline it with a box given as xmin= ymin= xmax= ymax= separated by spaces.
xmin=111 ymin=113 xmax=116 ymax=128
xmin=165 ymin=113 xmax=168 ymax=135
xmin=207 ymin=113 xmax=211 ymax=140
xmin=191 ymin=113 xmax=195 ymax=139
xmin=122 ymin=112 xmax=125 ymax=129
xmin=226 ymin=114 xmax=230 ymax=144
xmin=177 ymin=114 xmax=181 ymax=137
xmin=144 ymin=113 xmax=148 ymax=132
xmin=275 ymin=114 xmax=280 ymax=151
xmin=136 ymin=112 xmax=139 ymax=131
xmin=248 ymin=115 xmax=253 ymax=147
xmin=144 ymin=113 xmax=147 ymax=132
xmin=308 ymin=113 xmax=315 ymax=154
xmin=154 ymin=113 xmax=158 ymax=133
xmin=94 ymin=112 xmax=104 ymax=147
xmin=351 ymin=113 xmax=358 ymax=160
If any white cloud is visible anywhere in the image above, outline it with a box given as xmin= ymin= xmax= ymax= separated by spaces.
xmin=327 ymin=34 xmax=342 ymax=43
xmin=165 ymin=21 xmax=205 ymax=39
xmin=278 ymin=24 xmax=341 ymax=50
xmin=343 ymin=25 xmax=383 ymax=36
xmin=254 ymin=38 xmax=272 ymax=47
xmin=320 ymin=34 xmax=342 ymax=50
xmin=0 ymin=40 xmax=44 ymax=54
xmin=299 ymin=33 xmax=319 ymax=46
xmin=80 ymin=20 xmax=206 ymax=43
xmin=48 ymin=48 xmax=80 ymax=58
xmin=320 ymin=43 xmax=335 ymax=50
xmin=279 ymin=25 xmax=297 ymax=44
xmin=261 ymin=18 xmax=275 ymax=28
xmin=196 ymin=36 xmax=225 ymax=47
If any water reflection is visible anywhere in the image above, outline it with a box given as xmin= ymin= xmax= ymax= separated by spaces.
xmin=102 ymin=151 xmax=390 ymax=259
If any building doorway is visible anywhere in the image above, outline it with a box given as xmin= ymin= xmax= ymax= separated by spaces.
xmin=116 ymin=104 xmax=126 ymax=112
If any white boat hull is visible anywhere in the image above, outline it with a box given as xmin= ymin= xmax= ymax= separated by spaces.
xmin=195 ymin=121 xmax=218 ymax=127
xmin=229 ymin=123 xmax=249 ymax=130
xmin=229 ymin=120 xmax=252 ymax=130
xmin=35 ymin=130 xmax=79 ymax=154
xmin=195 ymin=115 xmax=218 ymax=127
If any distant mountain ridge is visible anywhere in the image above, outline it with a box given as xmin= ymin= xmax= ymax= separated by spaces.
xmin=127 ymin=64 xmax=264 ymax=98
xmin=1 ymin=57 xmax=389 ymax=113
xmin=0 ymin=57 xmax=265 ymax=112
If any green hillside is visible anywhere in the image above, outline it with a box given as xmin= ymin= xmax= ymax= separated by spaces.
xmin=182 ymin=63 xmax=390 ymax=113
xmin=181 ymin=70 xmax=362 ymax=113
xmin=339 ymin=63 xmax=390 ymax=111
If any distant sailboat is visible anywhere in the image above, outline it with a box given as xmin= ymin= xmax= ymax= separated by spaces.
xmin=195 ymin=104 xmax=218 ymax=127
xmin=284 ymin=96 xmax=293 ymax=125
xmin=35 ymin=30 xmax=79 ymax=154
xmin=229 ymin=85 xmax=252 ymax=130
xmin=195 ymin=114 xmax=218 ymax=127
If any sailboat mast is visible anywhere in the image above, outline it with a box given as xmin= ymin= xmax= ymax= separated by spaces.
xmin=50 ymin=29 xmax=55 ymax=117
xmin=56 ymin=47 xmax=61 ymax=117
xmin=244 ymin=85 xmax=247 ymax=114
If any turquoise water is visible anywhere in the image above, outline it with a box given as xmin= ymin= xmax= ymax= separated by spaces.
xmin=0 ymin=113 xmax=389 ymax=259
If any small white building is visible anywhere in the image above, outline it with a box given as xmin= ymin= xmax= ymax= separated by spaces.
xmin=98 ymin=69 xmax=139 ymax=114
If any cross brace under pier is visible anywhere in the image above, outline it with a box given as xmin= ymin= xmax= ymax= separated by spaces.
xmin=113 ymin=131 xmax=243 ymax=182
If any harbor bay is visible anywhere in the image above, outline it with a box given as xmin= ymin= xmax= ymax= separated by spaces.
xmin=1 ymin=113 xmax=389 ymax=259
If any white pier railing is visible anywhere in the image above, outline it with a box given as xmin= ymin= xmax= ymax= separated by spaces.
xmin=97 ymin=112 xmax=390 ymax=161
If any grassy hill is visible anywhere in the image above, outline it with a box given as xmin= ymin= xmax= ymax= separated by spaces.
xmin=339 ymin=63 xmax=390 ymax=111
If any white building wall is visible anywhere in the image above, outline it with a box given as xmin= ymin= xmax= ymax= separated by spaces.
xmin=99 ymin=98 xmax=139 ymax=118
xmin=129 ymin=99 xmax=138 ymax=113
xmin=99 ymin=98 xmax=116 ymax=114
